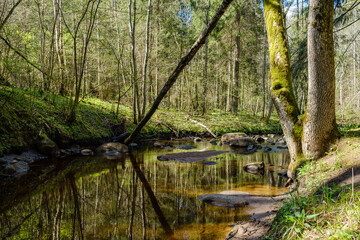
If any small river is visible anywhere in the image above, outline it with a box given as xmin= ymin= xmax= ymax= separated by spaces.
xmin=0 ymin=139 xmax=289 ymax=240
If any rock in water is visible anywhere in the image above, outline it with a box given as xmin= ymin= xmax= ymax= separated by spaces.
xmin=243 ymin=162 xmax=265 ymax=175
xmin=228 ymin=137 xmax=256 ymax=147
xmin=203 ymin=161 xmax=218 ymax=165
xmin=6 ymin=161 xmax=29 ymax=173
xmin=157 ymin=150 xmax=228 ymax=163
xmin=200 ymin=191 xmax=250 ymax=208
xmin=37 ymin=130 xmax=58 ymax=156
xmin=221 ymin=133 xmax=247 ymax=143
xmin=209 ymin=139 xmax=217 ymax=145
xmin=96 ymin=142 xmax=128 ymax=153
xmin=175 ymin=145 xmax=197 ymax=150
xmin=81 ymin=149 xmax=93 ymax=156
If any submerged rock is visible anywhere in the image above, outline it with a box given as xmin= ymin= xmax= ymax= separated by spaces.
xmin=157 ymin=150 xmax=228 ymax=163
xmin=200 ymin=191 xmax=251 ymax=208
xmin=175 ymin=145 xmax=197 ymax=150
xmin=203 ymin=161 xmax=218 ymax=165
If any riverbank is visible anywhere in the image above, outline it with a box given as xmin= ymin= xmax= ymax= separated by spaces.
xmin=263 ymin=137 xmax=360 ymax=239
xmin=226 ymin=137 xmax=360 ymax=240
xmin=0 ymin=86 xmax=282 ymax=156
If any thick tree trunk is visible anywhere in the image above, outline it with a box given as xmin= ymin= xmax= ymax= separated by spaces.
xmin=302 ymin=0 xmax=338 ymax=158
xmin=264 ymin=0 xmax=302 ymax=166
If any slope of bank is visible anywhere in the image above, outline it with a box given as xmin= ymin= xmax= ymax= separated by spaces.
xmin=0 ymin=86 xmax=282 ymax=155
xmin=263 ymin=137 xmax=360 ymax=239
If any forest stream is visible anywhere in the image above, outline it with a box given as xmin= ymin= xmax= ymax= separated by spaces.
xmin=0 ymin=139 xmax=290 ymax=240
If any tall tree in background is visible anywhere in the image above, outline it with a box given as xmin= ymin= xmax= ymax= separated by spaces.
xmin=231 ymin=4 xmax=241 ymax=115
xmin=67 ymin=0 xmax=101 ymax=122
xmin=264 ymin=0 xmax=338 ymax=177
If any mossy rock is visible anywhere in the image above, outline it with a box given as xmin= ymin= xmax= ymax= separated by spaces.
xmin=37 ymin=130 xmax=58 ymax=156
xmin=221 ymin=133 xmax=247 ymax=143
xmin=96 ymin=142 xmax=128 ymax=153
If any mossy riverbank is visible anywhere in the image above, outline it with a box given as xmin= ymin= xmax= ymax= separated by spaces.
xmin=263 ymin=137 xmax=360 ymax=239
xmin=0 ymin=86 xmax=283 ymax=155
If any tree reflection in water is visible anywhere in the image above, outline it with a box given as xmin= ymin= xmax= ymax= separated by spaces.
xmin=0 ymin=141 xmax=290 ymax=239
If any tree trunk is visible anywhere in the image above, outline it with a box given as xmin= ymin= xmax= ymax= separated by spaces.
xmin=231 ymin=7 xmax=240 ymax=115
xmin=303 ymin=0 xmax=338 ymax=158
xmin=264 ymin=0 xmax=302 ymax=165
xmin=261 ymin=23 xmax=267 ymax=119
xmin=264 ymin=0 xmax=338 ymax=178
xmin=142 ymin=0 xmax=152 ymax=117
xmin=202 ymin=0 xmax=210 ymax=115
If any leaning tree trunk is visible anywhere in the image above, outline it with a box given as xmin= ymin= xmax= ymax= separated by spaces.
xmin=124 ymin=0 xmax=234 ymax=144
xmin=264 ymin=0 xmax=302 ymax=167
xmin=302 ymin=0 xmax=338 ymax=158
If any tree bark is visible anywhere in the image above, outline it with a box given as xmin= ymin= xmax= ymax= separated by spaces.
xmin=141 ymin=0 xmax=152 ymax=117
xmin=264 ymin=0 xmax=302 ymax=165
xmin=124 ymin=0 xmax=234 ymax=144
xmin=303 ymin=0 xmax=338 ymax=158
xmin=231 ymin=6 xmax=240 ymax=115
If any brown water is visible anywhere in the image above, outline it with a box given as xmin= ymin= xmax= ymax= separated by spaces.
xmin=0 ymin=139 xmax=289 ymax=240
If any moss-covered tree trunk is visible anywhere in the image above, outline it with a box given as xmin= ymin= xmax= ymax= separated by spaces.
xmin=263 ymin=0 xmax=302 ymax=167
xmin=264 ymin=0 xmax=338 ymax=178
xmin=303 ymin=0 xmax=338 ymax=158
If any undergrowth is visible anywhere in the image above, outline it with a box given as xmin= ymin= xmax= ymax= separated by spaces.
xmin=0 ymin=86 xmax=282 ymax=155
xmin=264 ymin=183 xmax=360 ymax=240
xmin=264 ymin=139 xmax=360 ymax=240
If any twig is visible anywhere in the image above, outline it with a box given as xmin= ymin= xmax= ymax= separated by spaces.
xmin=187 ymin=117 xmax=217 ymax=138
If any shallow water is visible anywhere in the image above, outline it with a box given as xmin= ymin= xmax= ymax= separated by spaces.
xmin=0 ymin=139 xmax=289 ymax=240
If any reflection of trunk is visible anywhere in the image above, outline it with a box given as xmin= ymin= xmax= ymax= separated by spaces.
xmin=128 ymin=171 xmax=138 ymax=240
xmin=69 ymin=174 xmax=83 ymax=240
xmin=129 ymin=154 xmax=174 ymax=237
xmin=141 ymin=186 xmax=147 ymax=239
xmin=52 ymin=187 xmax=64 ymax=240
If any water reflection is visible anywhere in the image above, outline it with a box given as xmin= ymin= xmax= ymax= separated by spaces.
xmin=0 ymin=140 xmax=289 ymax=240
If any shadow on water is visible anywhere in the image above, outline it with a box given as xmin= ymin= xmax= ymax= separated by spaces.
xmin=0 ymin=140 xmax=290 ymax=240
